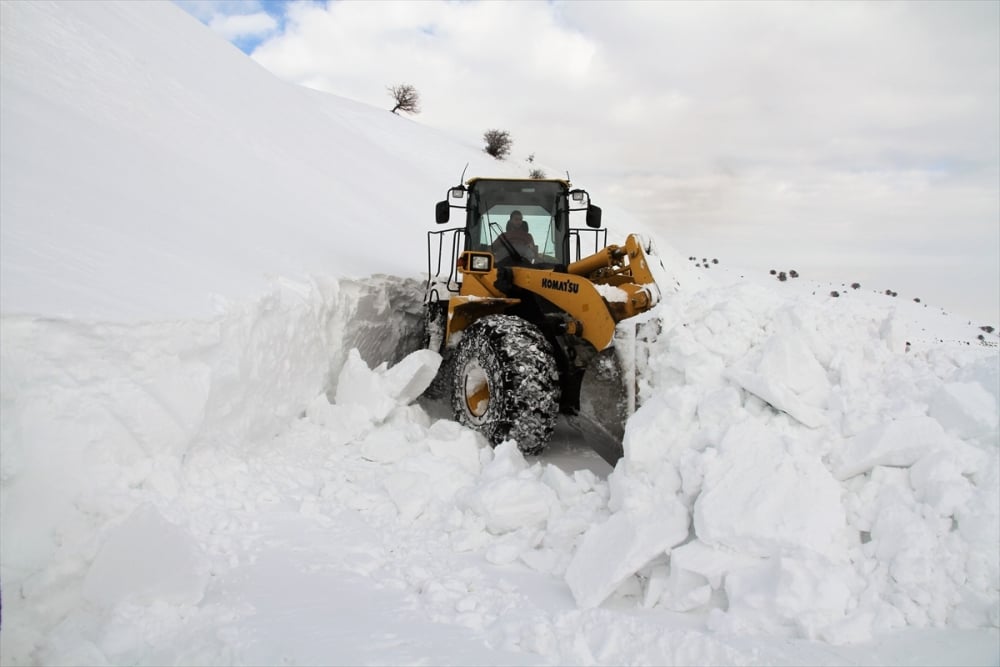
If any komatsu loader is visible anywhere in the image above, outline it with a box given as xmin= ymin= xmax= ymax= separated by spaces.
xmin=424 ymin=176 xmax=663 ymax=455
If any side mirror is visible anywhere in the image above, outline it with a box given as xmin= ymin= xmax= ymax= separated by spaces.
xmin=586 ymin=204 xmax=602 ymax=228
xmin=435 ymin=200 xmax=450 ymax=224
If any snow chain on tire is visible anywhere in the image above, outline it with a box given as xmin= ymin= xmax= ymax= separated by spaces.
xmin=451 ymin=314 xmax=561 ymax=455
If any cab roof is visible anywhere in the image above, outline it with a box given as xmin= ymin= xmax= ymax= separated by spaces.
xmin=465 ymin=176 xmax=572 ymax=189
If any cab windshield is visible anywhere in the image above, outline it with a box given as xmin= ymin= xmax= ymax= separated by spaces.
xmin=466 ymin=180 xmax=568 ymax=265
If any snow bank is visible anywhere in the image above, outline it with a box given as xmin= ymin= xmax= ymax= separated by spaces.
xmin=0 ymin=276 xmax=425 ymax=662
xmin=564 ymin=284 xmax=1000 ymax=643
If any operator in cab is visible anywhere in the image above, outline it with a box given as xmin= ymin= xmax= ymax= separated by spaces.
xmin=491 ymin=210 xmax=538 ymax=264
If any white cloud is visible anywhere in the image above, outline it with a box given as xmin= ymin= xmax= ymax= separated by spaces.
xmin=208 ymin=11 xmax=277 ymax=41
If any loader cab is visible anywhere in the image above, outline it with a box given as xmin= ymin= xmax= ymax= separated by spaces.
xmin=436 ymin=177 xmax=602 ymax=268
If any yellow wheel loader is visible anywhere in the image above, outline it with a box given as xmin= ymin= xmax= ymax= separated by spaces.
xmin=424 ymin=177 xmax=663 ymax=455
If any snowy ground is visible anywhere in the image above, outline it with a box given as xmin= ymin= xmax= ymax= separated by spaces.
xmin=2 ymin=2 xmax=998 ymax=665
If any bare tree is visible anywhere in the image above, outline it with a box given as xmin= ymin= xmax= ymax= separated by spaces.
xmin=483 ymin=129 xmax=512 ymax=159
xmin=388 ymin=84 xmax=420 ymax=115
xmin=529 ymin=168 xmax=546 ymax=179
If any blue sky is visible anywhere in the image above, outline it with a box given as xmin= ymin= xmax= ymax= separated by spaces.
xmin=174 ymin=0 xmax=309 ymax=53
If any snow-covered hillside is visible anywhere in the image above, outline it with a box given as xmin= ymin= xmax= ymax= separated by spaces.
xmin=1 ymin=2 xmax=997 ymax=665
xmin=0 ymin=0 xmax=534 ymax=321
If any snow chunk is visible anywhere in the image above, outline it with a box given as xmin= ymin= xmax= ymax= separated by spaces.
xmin=359 ymin=430 xmax=414 ymax=464
xmin=716 ymin=551 xmax=859 ymax=641
xmin=462 ymin=443 xmax=556 ymax=535
xmin=464 ymin=477 xmax=557 ymax=535
xmin=304 ymin=393 xmax=372 ymax=444
xmin=594 ymin=283 xmax=629 ymax=303
xmin=648 ymin=540 xmax=762 ymax=612
xmin=335 ymin=349 xmax=396 ymax=421
xmin=480 ymin=439 xmax=529 ymax=481
xmin=833 ymin=416 xmax=952 ymax=480
xmin=382 ymin=349 xmax=444 ymax=405
xmin=910 ymin=451 xmax=976 ymax=517
xmin=694 ymin=422 xmax=847 ymax=558
xmin=384 ymin=471 xmax=431 ymax=521
xmin=334 ymin=348 xmax=441 ymax=422
xmin=669 ymin=539 xmax=761 ymax=590
xmin=426 ymin=419 xmax=484 ymax=475
xmin=928 ymin=382 xmax=998 ymax=441
xmin=727 ymin=333 xmax=830 ymax=428
xmin=622 ymin=389 xmax=700 ymax=468
xmin=955 ymin=355 xmax=1000 ymax=405
xmin=565 ymin=501 xmax=689 ymax=609
xmin=82 ymin=504 xmax=208 ymax=608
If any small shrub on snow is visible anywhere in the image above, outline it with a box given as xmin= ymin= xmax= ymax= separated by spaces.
xmin=483 ymin=129 xmax=512 ymax=159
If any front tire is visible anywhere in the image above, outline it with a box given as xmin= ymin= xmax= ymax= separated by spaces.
xmin=451 ymin=314 xmax=560 ymax=455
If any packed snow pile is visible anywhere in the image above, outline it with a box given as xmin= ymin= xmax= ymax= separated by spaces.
xmin=566 ymin=284 xmax=999 ymax=643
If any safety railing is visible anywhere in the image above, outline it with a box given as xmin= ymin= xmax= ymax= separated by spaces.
xmin=569 ymin=228 xmax=608 ymax=263
xmin=425 ymin=227 xmax=465 ymax=302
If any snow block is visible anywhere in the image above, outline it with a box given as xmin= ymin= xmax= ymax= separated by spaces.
xmin=720 ymin=552 xmax=857 ymax=640
xmin=694 ymin=422 xmax=847 ymax=558
xmin=359 ymin=430 xmax=415 ymax=464
xmin=465 ymin=477 xmax=557 ymax=535
xmin=304 ymin=393 xmax=373 ymax=445
xmin=426 ymin=419 xmax=484 ymax=475
xmin=956 ymin=355 xmax=1000 ymax=405
xmin=82 ymin=504 xmax=208 ymax=607
xmin=659 ymin=567 xmax=712 ymax=612
xmin=669 ymin=539 xmax=761 ymax=590
xmin=335 ymin=349 xmax=397 ymax=421
xmin=928 ymin=381 xmax=998 ymax=441
xmin=623 ymin=389 xmax=700 ymax=468
xmin=382 ymin=349 xmax=443 ymax=405
xmin=565 ymin=501 xmax=689 ymax=609
xmin=909 ymin=451 xmax=975 ymax=517
xmin=335 ymin=348 xmax=441 ymax=422
xmin=384 ymin=471 xmax=431 ymax=521
xmin=833 ymin=416 xmax=952 ymax=480
xmin=480 ymin=440 xmax=529 ymax=481
xmin=726 ymin=333 xmax=830 ymax=428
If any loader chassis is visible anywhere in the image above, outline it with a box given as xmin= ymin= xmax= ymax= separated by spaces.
xmin=425 ymin=177 xmax=662 ymax=454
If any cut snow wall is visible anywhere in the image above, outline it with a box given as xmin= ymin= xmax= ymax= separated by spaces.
xmin=0 ymin=275 xmax=424 ymax=616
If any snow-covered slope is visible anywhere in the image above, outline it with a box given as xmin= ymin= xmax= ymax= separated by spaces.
xmin=0 ymin=0 xmax=525 ymax=321
xmin=1 ymin=2 xmax=997 ymax=666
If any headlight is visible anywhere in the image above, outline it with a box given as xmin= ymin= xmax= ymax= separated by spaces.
xmin=471 ymin=255 xmax=491 ymax=271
